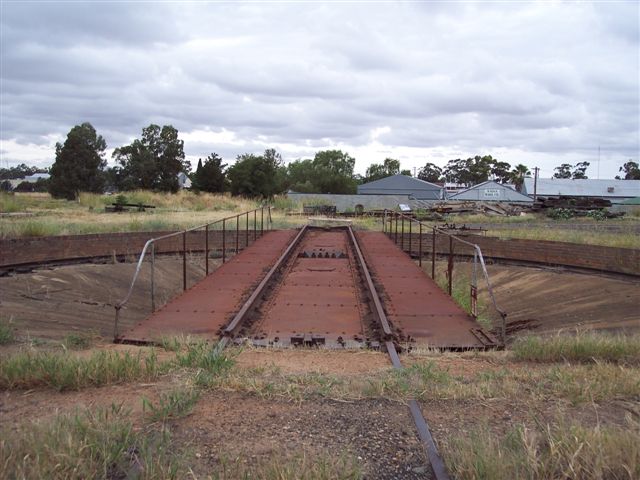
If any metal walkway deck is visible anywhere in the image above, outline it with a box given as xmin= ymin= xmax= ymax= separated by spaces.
xmin=119 ymin=230 xmax=297 ymax=343
xmin=120 ymin=228 xmax=493 ymax=348
xmin=358 ymin=231 xmax=493 ymax=348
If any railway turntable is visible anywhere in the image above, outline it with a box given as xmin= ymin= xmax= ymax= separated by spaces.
xmin=118 ymin=225 xmax=497 ymax=350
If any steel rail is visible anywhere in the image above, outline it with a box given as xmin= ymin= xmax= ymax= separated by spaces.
xmin=217 ymin=224 xmax=452 ymax=479
xmin=178 ymin=224 xmax=451 ymax=479
xmin=348 ymin=227 xmax=451 ymax=480
xmin=222 ymin=225 xmax=308 ymax=337
xmin=346 ymin=227 xmax=393 ymax=338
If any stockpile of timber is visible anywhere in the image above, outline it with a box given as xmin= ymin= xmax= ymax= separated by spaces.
xmin=423 ymin=201 xmax=529 ymax=217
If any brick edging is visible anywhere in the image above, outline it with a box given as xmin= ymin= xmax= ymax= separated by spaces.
xmin=1 ymin=230 xmax=638 ymax=276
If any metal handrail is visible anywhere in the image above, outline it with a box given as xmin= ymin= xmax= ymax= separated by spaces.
xmin=113 ymin=206 xmax=271 ymax=340
xmin=383 ymin=209 xmax=507 ymax=344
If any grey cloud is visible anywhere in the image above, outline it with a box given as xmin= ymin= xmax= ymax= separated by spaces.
xmin=0 ymin=2 xmax=638 ymax=178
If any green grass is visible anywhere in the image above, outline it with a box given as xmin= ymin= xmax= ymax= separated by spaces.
xmin=142 ymin=388 xmax=200 ymax=423
xmin=0 ymin=318 xmax=16 ymax=344
xmin=444 ymin=419 xmax=640 ymax=480
xmin=62 ymin=332 xmax=94 ymax=350
xmin=512 ymin=333 xmax=640 ymax=365
xmin=174 ymin=340 xmax=235 ymax=372
xmin=432 ymin=265 xmax=495 ymax=331
xmin=0 ymin=349 xmax=167 ymax=391
xmin=0 ymin=193 xmax=22 ymax=213
xmin=0 ymin=399 xmax=362 ymax=480
xmin=0 ymin=341 xmax=234 ymax=392
xmin=0 ymin=404 xmax=182 ymax=479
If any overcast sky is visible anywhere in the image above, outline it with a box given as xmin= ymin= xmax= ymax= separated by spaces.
xmin=1 ymin=1 xmax=638 ymax=178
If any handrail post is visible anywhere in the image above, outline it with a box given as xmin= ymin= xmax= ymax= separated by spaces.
xmin=182 ymin=231 xmax=187 ymax=291
xmin=114 ymin=306 xmax=120 ymax=341
xmin=222 ymin=218 xmax=226 ymax=264
xmin=261 ymin=207 xmax=264 ymax=236
xmin=151 ymin=243 xmax=156 ymax=312
xmin=471 ymin=250 xmax=478 ymax=318
xmin=253 ymin=209 xmax=257 ymax=241
xmin=382 ymin=209 xmax=386 ymax=233
xmin=401 ymin=215 xmax=404 ymax=251
xmin=419 ymin=223 xmax=422 ymax=267
xmin=394 ymin=212 xmax=398 ymax=244
xmin=408 ymin=217 xmax=412 ymax=257
xmin=447 ymin=235 xmax=453 ymax=296
xmin=431 ymin=226 xmax=436 ymax=279
xmin=235 ymin=215 xmax=239 ymax=254
xmin=245 ymin=211 xmax=249 ymax=248
xmin=205 ymin=224 xmax=209 ymax=276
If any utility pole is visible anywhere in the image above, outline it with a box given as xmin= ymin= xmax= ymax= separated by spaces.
xmin=533 ymin=167 xmax=539 ymax=202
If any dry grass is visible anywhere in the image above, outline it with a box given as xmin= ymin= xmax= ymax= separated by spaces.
xmin=187 ymin=353 xmax=639 ymax=405
xmin=444 ymin=418 xmax=640 ymax=480
xmin=512 ymin=332 xmax=640 ymax=365
xmin=0 ymin=400 xmax=363 ymax=480
xmin=0 ymin=404 xmax=182 ymax=480
xmin=0 ymin=191 xmax=260 ymax=238
xmin=1 ymin=337 xmax=638 ymax=479
xmin=486 ymin=226 xmax=640 ymax=249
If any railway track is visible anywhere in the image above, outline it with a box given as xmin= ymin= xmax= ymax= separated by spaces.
xmin=215 ymin=225 xmax=451 ymax=479
xmin=222 ymin=225 xmax=389 ymax=348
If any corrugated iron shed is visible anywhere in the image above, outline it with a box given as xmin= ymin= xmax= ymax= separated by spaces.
xmin=449 ymin=180 xmax=533 ymax=202
xmin=357 ymin=175 xmax=445 ymax=200
xmin=523 ymin=178 xmax=640 ymax=203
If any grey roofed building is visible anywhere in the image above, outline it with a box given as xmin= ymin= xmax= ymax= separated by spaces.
xmin=522 ymin=178 xmax=640 ymax=203
xmin=449 ymin=180 xmax=533 ymax=203
xmin=357 ymin=174 xmax=445 ymax=200
xmin=287 ymin=192 xmax=415 ymax=212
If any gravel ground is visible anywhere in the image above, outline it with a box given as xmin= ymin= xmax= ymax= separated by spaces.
xmin=171 ymin=391 xmax=432 ymax=479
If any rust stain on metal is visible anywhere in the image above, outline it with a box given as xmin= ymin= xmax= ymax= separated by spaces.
xmin=121 ymin=227 xmax=494 ymax=350
xmin=357 ymin=231 xmax=492 ymax=349
xmin=118 ymin=230 xmax=297 ymax=343
xmin=247 ymin=229 xmax=371 ymax=348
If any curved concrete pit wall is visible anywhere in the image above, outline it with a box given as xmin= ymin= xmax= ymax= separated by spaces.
xmin=1 ymin=230 xmax=638 ymax=277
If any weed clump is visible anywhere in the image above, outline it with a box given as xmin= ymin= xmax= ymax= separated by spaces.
xmin=512 ymin=333 xmax=640 ymax=365
xmin=142 ymin=388 xmax=200 ymax=423
xmin=62 ymin=332 xmax=93 ymax=350
xmin=444 ymin=419 xmax=640 ymax=480
xmin=0 ymin=404 xmax=182 ymax=479
xmin=0 ymin=349 xmax=166 ymax=391
xmin=0 ymin=318 xmax=16 ymax=344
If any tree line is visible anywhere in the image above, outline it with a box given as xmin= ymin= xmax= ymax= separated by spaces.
xmin=4 ymin=122 xmax=638 ymax=199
